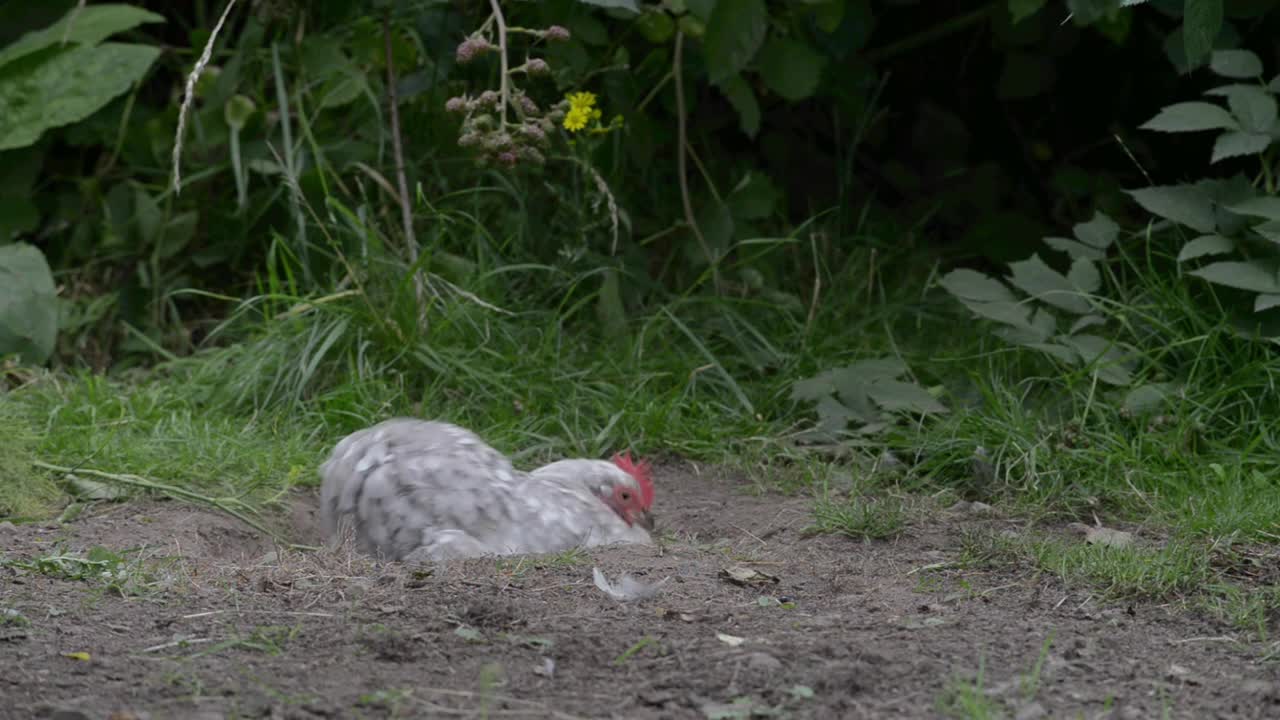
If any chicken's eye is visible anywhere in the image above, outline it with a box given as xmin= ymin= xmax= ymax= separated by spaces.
xmin=619 ymin=490 xmax=632 ymax=501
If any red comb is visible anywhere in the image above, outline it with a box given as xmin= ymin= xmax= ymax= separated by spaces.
xmin=612 ymin=451 xmax=654 ymax=506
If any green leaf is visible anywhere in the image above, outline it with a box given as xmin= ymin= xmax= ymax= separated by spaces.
xmin=845 ymin=357 xmax=907 ymax=382
xmin=956 ymin=298 xmax=1033 ymax=329
xmin=1045 ymin=237 xmax=1105 ymax=261
xmin=1188 ymin=260 xmax=1280 ymax=293
xmin=757 ymin=38 xmax=827 ymax=101
xmin=727 ymin=171 xmax=779 ymax=219
xmin=1222 ymin=85 xmax=1277 ymax=134
xmin=1123 ymin=383 xmax=1173 ymax=413
xmin=634 ymin=7 xmax=676 ymax=43
xmin=0 ymin=241 xmax=58 ymax=364
xmin=865 ymin=380 xmax=948 ymax=415
xmin=1009 ymin=0 xmax=1048 ymax=23
xmin=1225 ymin=197 xmax=1280 ymax=221
xmin=703 ymin=0 xmax=767 ymax=85
xmin=717 ymin=74 xmax=761 ymax=137
xmin=1140 ymin=101 xmax=1237 ymax=133
xmin=1211 ymin=131 xmax=1272 ymax=163
xmin=1074 ymin=211 xmax=1119 ymax=249
xmin=1069 ymin=314 xmax=1107 ymax=334
xmin=1067 ymin=257 xmax=1101 ymax=294
xmin=810 ymin=1 xmax=845 ymax=33
xmin=1256 ymin=294 xmax=1280 ymax=312
xmin=792 ymin=373 xmax=836 ymax=401
xmin=224 ymin=94 xmax=256 ymax=130
xmin=1177 ymin=234 xmax=1234 ymax=262
xmin=1209 ymin=49 xmax=1262 ymax=79
xmin=0 ymin=43 xmax=162 ymax=151
xmin=939 ymin=269 xmax=1017 ymax=303
xmin=996 ymin=307 xmax=1056 ymax=345
xmin=596 ymin=268 xmax=628 ymax=341
xmin=694 ymin=200 xmax=735 ymax=263
xmin=1025 ymin=342 xmax=1079 ymax=364
xmin=577 ymin=0 xmax=641 ymax=11
xmin=1007 ymin=254 xmax=1093 ymax=314
xmin=1060 ymin=333 xmax=1132 ymax=386
xmin=685 ymin=0 xmax=716 ymax=22
xmin=0 ymin=4 xmax=164 ymax=70
xmin=1182 ymin=0 xmax=1223 ymax=69
xmin=1125 ymin=185 xmax=1216 ymax=233
xmin=1251 ymin=221 xmax=1280 ymax=245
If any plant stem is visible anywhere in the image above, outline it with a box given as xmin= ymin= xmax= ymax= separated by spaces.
xmin=673 ymin=31 xmax=720 ymax=293
xmin=489 ymin=0 xmax=510 ymax=125
xmin=383 ymin=11 xmax=426 ymax=312
xmin=33 ymin=460 xmax=281 ymax=541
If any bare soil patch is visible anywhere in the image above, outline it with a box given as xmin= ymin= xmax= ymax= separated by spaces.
xmin=2 ymin=463 xmax=1278 ymax=719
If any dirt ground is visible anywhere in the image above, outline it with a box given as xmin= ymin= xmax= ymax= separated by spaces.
xmin=2 ymin=462 xmax=1278 ymax=720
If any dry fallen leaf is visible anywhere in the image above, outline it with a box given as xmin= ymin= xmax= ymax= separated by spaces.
xmin=720 ymin=565 xmax=780 ymax=587
xmin=716 ymin=632 xmax=745 ymax=647
xmin=1070 ymin=522 xmax=1134 ymax=549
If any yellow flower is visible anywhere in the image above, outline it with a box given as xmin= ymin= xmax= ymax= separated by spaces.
xmin=563 ymin=91 xmax=602 ymax=133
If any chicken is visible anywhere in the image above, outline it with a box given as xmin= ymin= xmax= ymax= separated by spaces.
xmin=318 ymin=418 xmax=656 ymax=562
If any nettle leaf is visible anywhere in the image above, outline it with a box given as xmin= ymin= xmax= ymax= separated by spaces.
xmin=792 ymin=372 xmax=837 ymax=401
xmin=815 ymin=395 xmax=858 ymax=428
xmin=1125 ymin=184 xmax=1216 ymax=233
xmin=1188 ymin=260 xmax=1280 ymax=293
xmin=0 ymin=4 xmax=164 ymax=70
xmin=1177 ymin=234 xmax=1234 ymax=262
xmin=717 ymin=75 xmax=760 ymax=137
xmin=939 ymin=269 xmax=1017 ymax=303
xmin=704 ymin=0 xmax=768 ymax=85
xmin=757 ymin=38 xmax=827 ymax=101
xmin=865 ymin=380 xmax=948 ymax=415
xmin=1007 ymin=254 xmax=1093 ymax=314
xmin=0 ymin=242 xmax=58 ymax=364
xmin=0 ymin=43 xmax=161 ymax=151
xmin=1226 ymin=197 xmax=1280 ymax=221
xmin=1140 ymin=101 xmax=1237 ymax=133
xmin=1182 ymin=0 xmax=1223 ymax=69
xmin=831 ymin=378 xmax=880 ymax=422
xmin=844 ymin=357 xmax=908 ymax=382
xmin=1060 ymin=333 xmax=1132 ymax=386
xmin=1210 ymin=49 xmax=1263 ymax=79
xmin=1212 ymin=131 xmax=1272 ymax=163
xmin=1222 ymin=85 xmax=1278 ymax=134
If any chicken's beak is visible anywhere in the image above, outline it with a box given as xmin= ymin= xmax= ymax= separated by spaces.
xmin=636 ymin=510 xmax=655 ymax=531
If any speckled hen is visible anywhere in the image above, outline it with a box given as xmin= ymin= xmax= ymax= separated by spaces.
xmin=319 ymin=418 xmax=655 ymax=562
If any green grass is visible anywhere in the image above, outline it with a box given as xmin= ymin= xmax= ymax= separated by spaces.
xmin=5 ymin=175 xmax=1280 ymax=650
xmin=808 ymin=492 xmax=906 ymax=540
